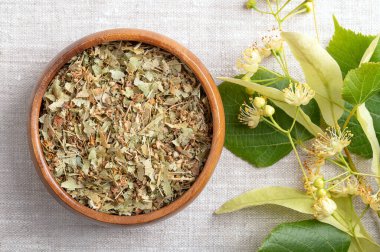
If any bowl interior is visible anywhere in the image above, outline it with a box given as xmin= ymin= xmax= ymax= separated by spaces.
xmin=29 ymin=28 xmax=225 ymax=225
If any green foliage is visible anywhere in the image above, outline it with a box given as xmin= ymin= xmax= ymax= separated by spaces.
xmin=327 ymin=16 xmax=380 ymax=77
xmin=218 ymin=70 xmax=319 ymax=167
xmin=342 ymin=63 xmax=380 ymax=105
xmin=215 ymin=186 xmax=314 ymax=214
xmin=339 ymin=95 xmax=380 ymax=158
xmin=258 ymin=220 xmax=351 ymax=252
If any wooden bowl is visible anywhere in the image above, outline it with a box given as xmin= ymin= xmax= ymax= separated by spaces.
xmin=28 ymin=29 xmax=225 ymax=225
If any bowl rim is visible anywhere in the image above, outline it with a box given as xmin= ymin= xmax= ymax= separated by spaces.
xmin=28 ymin=28 xmax=225 ymax=225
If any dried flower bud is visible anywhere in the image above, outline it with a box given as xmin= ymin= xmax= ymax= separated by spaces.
xmin=264 ymin=105 xmax=275 ymax=117
xmin=313 ymin=196 xmax=337 ymax=220
xmin=253 ymin=97 xmax=266 ymax=108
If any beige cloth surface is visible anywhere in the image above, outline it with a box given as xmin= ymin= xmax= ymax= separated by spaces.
xmin=0 ymin=0 xmax=379 ymax=251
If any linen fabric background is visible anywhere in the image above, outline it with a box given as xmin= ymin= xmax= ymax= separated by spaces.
xmin=0 ymin=0 xmax=379 ymax=251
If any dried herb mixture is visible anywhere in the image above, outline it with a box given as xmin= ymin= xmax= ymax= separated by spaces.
xmin=39 ymin=41 xmax=212 ymax=215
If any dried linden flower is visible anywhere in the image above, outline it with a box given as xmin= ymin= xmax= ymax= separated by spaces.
xmin=283 ymin=82 xmax=315 ymax=106
xmin=39 ymin=41 xmax=212 ymax=216
xmin=330 ymin=176 xmax=359 ymax=198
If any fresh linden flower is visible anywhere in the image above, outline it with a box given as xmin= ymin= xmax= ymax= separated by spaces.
xmin=262 ymin=29 xmax=284 ymax=52
xmin=257 ymin=47 xmax=271 ymax=59
xmin=313 ymin=196 xmax=337 ymax=220
xmin=238 ymin=98 xmax=261 ymax=129
xmin=283 ymin=82 xmax=315 ymax=106
xmin=236 ymin=46 xmax=262 ymax=76
xmin=236 ymin=58 xmax=259 ymax=74
xmin=312 ymin=128 xmax=353 ymax=158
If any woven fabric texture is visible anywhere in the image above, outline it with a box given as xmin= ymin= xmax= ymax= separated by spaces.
xmin=0 ymin=0 xmax=379 ymax=251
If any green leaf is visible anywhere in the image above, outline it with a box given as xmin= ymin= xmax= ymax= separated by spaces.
xmin=357 ymin=104 xmax=380 ymax=183
xmin=327 ymin=16 xmax=380 ymax=77
xmin=258 ymin=220 xmax=351 ymax=252
xmin=215 ymin=186 xmax=314 ymax=214
xmin=218 ymin=71 xmax=319 ymax=167
xmin=282 ymin=31 xmax=344 ymax=126
xmin=219 ymin=82 xmax=291 ymax=167
xmin=342 ymin=63 xmax=380 ymax=105
xmin=339 ymin=104 xmax=370 ymax=158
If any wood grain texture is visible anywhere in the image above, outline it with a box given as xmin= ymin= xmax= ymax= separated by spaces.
xmin=28 ymin=28 xmax=225 ymax=225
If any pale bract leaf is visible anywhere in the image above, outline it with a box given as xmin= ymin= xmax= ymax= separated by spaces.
xmin=282 ymin=32 xmax=344 ymax=126
xmin=218 ymin=77 xmax=284 ymax=101
xmin=215 ymin=186 xmax=314 ymax=214
xmin=218 ymin=77 xmax=323 ymax=136
xmin=361 ymin=34 xmax=380 ymax=64
xmin=357 ymin=104 xmax=380 ymax=184
xmin=272 ymin=100 xmax=323 ymax=136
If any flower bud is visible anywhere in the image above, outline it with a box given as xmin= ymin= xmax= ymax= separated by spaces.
xmin=303 ymin=2 xmax=313 ymax=13
xmin=253 ymin=97 xmax=266 ymax=108
xmin=245 ymin=87 xmax=255 ymax=95
xmin=316 ymin=188 xmax=327 ymax=198
xmin=313 ymin=177 xmax=324 ymax=189
xmin=264 ymin=105 xmax=275 ymax=117
xmin=245 ymin=0 xmax=256 ymax=9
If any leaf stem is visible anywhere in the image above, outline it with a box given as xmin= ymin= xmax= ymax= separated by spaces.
xmin=326 ymin=158 xmax=350 ymax=172
xmin=358 ymin=205 xmax=370 ymax=220
xmin=258 ymin=66 xmax=283 ymax=78
xmin=327 ymin=175 xmax=351 ymax=191
xmin=342 ymin=105 xmax=358 ymax=130
xmin=286 ymin=131 xmax=309 ymax=183
xmin=252 ymin=6 xmax=272 ymax=15
xmin=343 ymin=148 xmax=358 ymax=173
xmin=324 ymin=171 xmax=349 ymax=182
xmin=312 ymin=1 xmax=320 ymax=42
xmin=275 ymin=0 xmax=291 ymax=15
xmin=288 ymin=107 xmax=299 ymax=132
xmin=352 ymin=171 xmax=380 ymax=178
